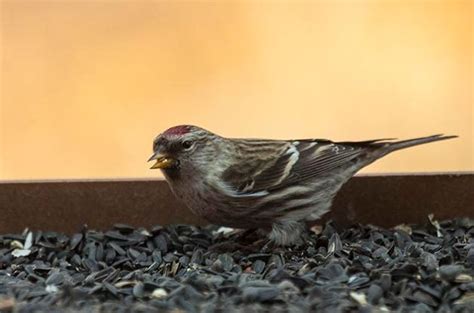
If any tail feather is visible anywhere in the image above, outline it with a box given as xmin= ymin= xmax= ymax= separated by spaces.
xmin=383 ymin=134 xmax=458 ymax=153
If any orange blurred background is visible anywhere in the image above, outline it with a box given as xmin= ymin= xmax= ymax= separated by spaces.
xmin=1 ymin=0 xmax=472 ymax=180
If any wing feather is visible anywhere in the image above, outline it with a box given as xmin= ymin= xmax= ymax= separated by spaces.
xmin=220 ymin=139 xmax=378 ymax=198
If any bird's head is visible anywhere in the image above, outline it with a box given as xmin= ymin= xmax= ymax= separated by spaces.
xmin=148 ymin=125 xmax=220 ymax=176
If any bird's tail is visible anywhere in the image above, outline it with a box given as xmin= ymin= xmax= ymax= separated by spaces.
xmin=381 ymin=134 xmax=457 ymax=155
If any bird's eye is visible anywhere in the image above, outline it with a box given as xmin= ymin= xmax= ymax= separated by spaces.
xmin=182 ymin=140 xmax=193 ymax=150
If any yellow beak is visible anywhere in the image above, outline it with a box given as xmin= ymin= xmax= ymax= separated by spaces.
xmin=148 ymin=153 xmax=176 ymax=169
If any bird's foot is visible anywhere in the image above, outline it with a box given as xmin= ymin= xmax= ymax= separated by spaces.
xmin=260 ymin=240 xmax=276 ymax=253
xmin=231 ymin=228 xmax=261 ymax=242
xmin=208 ymin=241 xmax=254 ymax=253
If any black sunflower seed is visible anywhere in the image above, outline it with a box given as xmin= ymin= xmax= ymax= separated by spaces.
xmin=69 ymin=233 xmax=83 ymax=250
xmin=0 ymin=218 xmax=471 ymax=311
xmin=439 ymin=264 xmax=464 ymax=282
xmin=252 ymin=260 xmax=266 ymax=274
xmin=367 ymin=284 xmax=383 ymax=304
xmin=242 ymin=286 xmax=280 ymax=302
xmin=113 ymin=224 xmax=135 ymax=234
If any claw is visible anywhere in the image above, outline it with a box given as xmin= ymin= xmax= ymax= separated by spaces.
xmin=261 ymin=240 xmax=276 ymax=253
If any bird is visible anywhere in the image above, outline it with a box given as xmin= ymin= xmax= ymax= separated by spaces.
xmin=148 ymin=125 xmax=456 ymax=246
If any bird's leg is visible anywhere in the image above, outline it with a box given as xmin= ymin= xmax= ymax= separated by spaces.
xmin=268 ymin=221 xmax=306 ymax=247
xmin=232 ymin=228 xmax=261 ymax=242
xmin=208 ymin=228 xmax=264 ymax=253
xmin=260 ymin=240 xmax=276 ymax=253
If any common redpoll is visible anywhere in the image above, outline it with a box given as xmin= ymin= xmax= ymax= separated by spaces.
xmin=148 ymin=125 xmax=456 ymax=246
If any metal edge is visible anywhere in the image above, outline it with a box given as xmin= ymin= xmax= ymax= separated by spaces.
xmin=0 ymin=173 xmax=472 ymax=234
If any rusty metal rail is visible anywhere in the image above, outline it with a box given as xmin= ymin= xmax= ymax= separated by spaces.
xmin=0 ymin=172 xmax=472 ymax=234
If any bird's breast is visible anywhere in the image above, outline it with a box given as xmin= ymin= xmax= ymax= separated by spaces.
xmin=165 ymin=175 xmax=218 ymax=218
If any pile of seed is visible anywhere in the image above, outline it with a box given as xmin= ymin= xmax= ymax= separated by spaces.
xmin=0 ymin=217 xmax=473 ymax=313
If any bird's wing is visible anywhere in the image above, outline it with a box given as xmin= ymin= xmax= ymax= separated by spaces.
xmin=219 ymin=139 xmax=386 ymax=198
